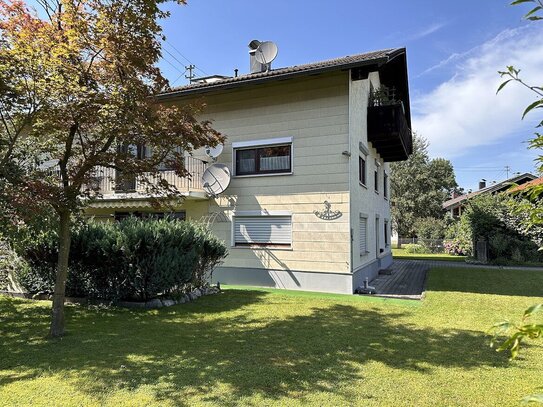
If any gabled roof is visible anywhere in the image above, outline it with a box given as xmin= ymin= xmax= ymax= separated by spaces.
xmin=157 ymin=48 xmax=405 ymax=99
xmin=509 ymin=176 xmax=543 ymax=193
xmin=443 ymin=172 xmax=537 ymax=210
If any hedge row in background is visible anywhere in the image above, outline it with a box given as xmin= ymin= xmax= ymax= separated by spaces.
xmin=15 ymin=217 xmax=228 ymax=301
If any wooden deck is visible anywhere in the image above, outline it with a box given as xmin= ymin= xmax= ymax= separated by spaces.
xmin=370 ymin=260 xmax=429 ymax=300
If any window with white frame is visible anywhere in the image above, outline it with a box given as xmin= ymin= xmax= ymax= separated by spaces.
xmin=359 ymin=215 xmax=368 ymax=255
xmin=384 ymin=220 xmax=389 ymax=246
xmin=233 ymin=137 xmax=292 ymax=176
xmin=233 ymin=214 xmax=292 ymax=246
xmin=384 ymin=172 xmax=388 ymax=199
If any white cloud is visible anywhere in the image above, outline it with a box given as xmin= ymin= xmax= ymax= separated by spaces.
xmin=408 ymin=22 xmax=447 ymax=41
xmin=412 ymin=25 xmax=543 ymax=158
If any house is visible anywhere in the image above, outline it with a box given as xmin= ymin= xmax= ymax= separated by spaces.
xmin=85 ymin=44 xmax=413 ymax=294
xmin=443 ymin=173 xmax=537 ymax=217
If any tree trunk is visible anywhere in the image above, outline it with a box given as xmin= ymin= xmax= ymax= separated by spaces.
xmin=49 ymin=210 xmax=72 ymax=338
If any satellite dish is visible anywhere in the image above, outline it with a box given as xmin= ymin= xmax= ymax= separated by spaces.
xmin=248 ymin=39 xmax=261 ymax=50
xmin=255 ymin=41 xmax=278 ymax=65
xmin=202 ymin=163 xmax=231 ymax=197
xmin=204 ymin=144 xmax=224 ymax=159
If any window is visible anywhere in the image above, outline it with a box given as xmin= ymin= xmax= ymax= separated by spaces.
xmin=359 ymin=156 xmax=366 ymax=185
xmin=234 ymin=215 xmax=292 ymax=246
xmin=234 ymin=139 xmax=292 ymax=176
xmin=374 ymin=168 xmax=379 ymax=193
xmin=384 ymin=173 xmax=388 ymax=198
xmin=384 ymin=220 xmax=389 ymax=246
xmin=359 ymin=216 xmax=368 ymax=255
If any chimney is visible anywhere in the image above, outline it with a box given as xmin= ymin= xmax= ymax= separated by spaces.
xmin=248 ymin=40 xmax=266 ymax=74
xmin=479 ymin=179 xmax=486 ymax=190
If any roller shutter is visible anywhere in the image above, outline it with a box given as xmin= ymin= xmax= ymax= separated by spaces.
xmin=234 ymin=216 xmax=292 ymax=245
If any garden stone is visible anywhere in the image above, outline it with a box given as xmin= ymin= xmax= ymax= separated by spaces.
xmin=146 ymin=298 xmax=163 ymax=309
xmin=193 ymin=288 xmax=201 ymax=297
xmin=162 ymin=299 xmax=175 ymax=307
xmin=176 ymin=296 xmax=186 ymax=304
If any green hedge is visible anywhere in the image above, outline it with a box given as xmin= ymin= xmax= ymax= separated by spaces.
xmin=17 ymin=217 xmax=228 ymax=301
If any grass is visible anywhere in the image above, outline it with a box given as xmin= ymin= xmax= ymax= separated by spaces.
xmin=1 ymin=267 xmax=543 ymax=406
xmin=393 ymin=247 xmax=467 ymax=262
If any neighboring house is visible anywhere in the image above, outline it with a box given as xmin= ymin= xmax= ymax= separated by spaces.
xmin=509 ymin=176 xmax=543 ymax=195
xmin=443 ymin=173 xmax=537 ymax=217
xmin=85 ymin=45 xmax=413 ymax=294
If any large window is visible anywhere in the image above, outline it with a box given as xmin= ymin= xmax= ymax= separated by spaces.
xmin=384 ymin=220 xmax=389 ymax=246
xmin=384 ymin=172 xmax=388 ymax=198
xmin=359 ymin=215 xmax=368 ymax=255
xmin=359 ymin=156 xmax=367 ymax=186
xmin=233 ymin=215 xmax=292 ymax=246
xmin=374 ymin=168 xmax=379 ymax=193
xmin=234 ymin=140 xmax=292 ymax=176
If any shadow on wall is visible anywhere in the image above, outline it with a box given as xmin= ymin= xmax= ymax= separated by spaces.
xmin=1 ymin=291 xmax=508 ymax=405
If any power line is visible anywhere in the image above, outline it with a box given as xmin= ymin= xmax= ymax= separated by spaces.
xmin=163 ymin=40 xmax=208 ymax=76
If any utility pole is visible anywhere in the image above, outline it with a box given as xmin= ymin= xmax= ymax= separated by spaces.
xmin=185 ymin=64 xmax=196 ymax=83
xmin=505 ymin=165 xmax=511 ymax=178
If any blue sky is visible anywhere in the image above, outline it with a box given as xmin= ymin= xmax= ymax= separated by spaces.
xmin=157 ymin=0 xmax=543 ymax=191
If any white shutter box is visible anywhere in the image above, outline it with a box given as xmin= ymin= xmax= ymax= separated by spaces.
xmin=234 ymin=216 xmax=292 ymax=245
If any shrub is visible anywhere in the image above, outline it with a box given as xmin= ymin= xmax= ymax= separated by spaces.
xmin=16 ymin=217 xmax=228 ymax=301
xmin=0 ymin=241 xmax=30 ymax=291
xmin=403 ymin=243 xmax=429 ymax=254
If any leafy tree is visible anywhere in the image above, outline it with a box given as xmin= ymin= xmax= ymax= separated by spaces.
xmin=0 ymin=0 xmax=224 ymax=337
xmin=390 ymin=134 xmax=457 ymax=245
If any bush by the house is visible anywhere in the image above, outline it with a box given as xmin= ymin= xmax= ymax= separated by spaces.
xmin=17 ymin=217 xmax=228 ymax=301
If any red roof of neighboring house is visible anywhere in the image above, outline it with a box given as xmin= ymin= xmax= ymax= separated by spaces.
xmin=509 ymin=176 xmax=543 ymax=193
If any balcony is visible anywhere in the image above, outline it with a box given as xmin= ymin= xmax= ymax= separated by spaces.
xmin=367 ymin=87 xmax=412 ymax=162
xmin=90 ymin=156 xmax=208 ymax=202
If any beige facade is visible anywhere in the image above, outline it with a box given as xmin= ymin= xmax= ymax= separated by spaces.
xmin=86 ymin=50 xmax=411 ymax=294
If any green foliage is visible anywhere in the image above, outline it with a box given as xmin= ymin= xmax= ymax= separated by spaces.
xmin=490 ymin=303 xmax=543 ymax=360
xmin=447 ymin=194 xmax=543 ymax=262
xmin=403 ymin=243 xmax=428 ymax=254
xmin=445 ymin=215 xmax=473 ymax=256
xmin=390 ymin=134 xmax=458 ymax=238
xmin=414 ymin=217 xmax=447 ymax=239
xmin=17 ymin=218 xmax=228 ymax=301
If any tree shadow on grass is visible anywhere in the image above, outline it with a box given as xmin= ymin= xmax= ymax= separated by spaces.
xmin=0 ymin=290 xmax=512 ymax=405
xmin=427 ymin=267 xmax=543 ymax=297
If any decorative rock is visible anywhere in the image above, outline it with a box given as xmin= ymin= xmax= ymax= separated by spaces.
xmin=193 ymin=288 xmax=201 ymax=297
xmin=162 ymin=299 xmax=175 ymax=307
xmin=145 ymin=298 xmax=163 ymax=309
xmin=176 ymin=296 xmax=185 ymax=304
xmin=31 ymin=293 xmax=41 ymax=300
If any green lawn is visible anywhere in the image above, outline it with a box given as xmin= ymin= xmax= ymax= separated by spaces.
xmin=393 ymin=247 xmax=467 ymax=262
xmin=1 ymin=268 xmax=543 ymax=406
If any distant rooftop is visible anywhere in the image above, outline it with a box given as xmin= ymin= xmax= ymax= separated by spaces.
xmin=443 ymin=172 xmax=537 ymax=210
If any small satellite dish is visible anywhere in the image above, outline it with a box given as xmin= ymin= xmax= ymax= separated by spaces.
xmin=202 ymin=163 xmax=231 ymax=197
xmin=255 ymin=41 xmax=278 ymax=65
xmin=204 ymin=144 xmax=224 ymax=159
